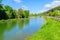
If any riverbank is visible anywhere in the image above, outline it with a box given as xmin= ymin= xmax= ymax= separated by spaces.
xmin=0 ymin=18 xmax=29 ymax=22
xmin=26 ymin=17 xmax=60 ymax=40
xmin=47 ymin=16 xmax=60 ymax=21
xmin=0 ymin=16 xmax=41 ymax=22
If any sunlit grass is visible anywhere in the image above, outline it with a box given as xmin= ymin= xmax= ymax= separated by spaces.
xmin=26 ymin=18 xmax=60 ymax=40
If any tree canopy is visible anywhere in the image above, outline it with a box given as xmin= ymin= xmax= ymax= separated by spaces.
xmin=0 ymin=1 xmax=30 ymax=20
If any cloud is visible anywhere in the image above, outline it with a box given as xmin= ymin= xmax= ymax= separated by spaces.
xmin=40 ymin=10 xmax=47 ymax=13
xmin=45 ymin=0 xmax=60 ymax=9
xmin=40 ymin=0 xmax=60 ymax=13
xmin=14 ymin=0 xmax=22 ymax=3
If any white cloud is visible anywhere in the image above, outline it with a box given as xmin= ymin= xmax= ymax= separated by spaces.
xmin=45 ymin=0 xmax=60 ymax=9
xmin=39 ymin=9 xmax=49 ymax=13
xmin=40 ymin=0 xmax=60 ymax=13
xmin=14 ymin=0 xmax=21 ymax=3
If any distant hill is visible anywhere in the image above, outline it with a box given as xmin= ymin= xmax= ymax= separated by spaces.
xmin=40 ymin=6 xmax=60 ymax=16
xmin=48 ymin=6 xmax=60 ymax=12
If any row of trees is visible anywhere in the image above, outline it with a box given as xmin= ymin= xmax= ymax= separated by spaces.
xmin=40 ymin=6 xmax=60 ymax=16
xmin=48 ymin=6 xmax=60 ymax=16
xmin=0 ymin=0 xmax=29 ymax=20
xmin=48 ymin=10 xmax=59 ymax=16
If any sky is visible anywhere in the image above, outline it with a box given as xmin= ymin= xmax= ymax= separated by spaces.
xmin=2 ymin=0 xmax=60 ymax=14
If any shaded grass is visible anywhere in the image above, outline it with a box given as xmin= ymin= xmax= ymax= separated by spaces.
xmin=26 ymin=18 xmax=60 ymax=40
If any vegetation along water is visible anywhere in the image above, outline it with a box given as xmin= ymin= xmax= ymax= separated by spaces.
xmin=0 ymin=0 xmax=60 ymax=40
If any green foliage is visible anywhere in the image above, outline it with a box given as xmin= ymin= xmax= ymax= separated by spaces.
xmin=18 ymin=8 xmax=24 ymax=18
xmin=0 ymin=0 xmax=30 ymax=20
xmin=49 ymin=6 xmax=60 ymax=16
xmin=48 ymin=10 xmax=59 ymax=16
xmin=0 ymin=0 xmax=3 ymax=10
xmin=0 ymin=10 xmax=9 ymax=20
xmin=24 ymin=10 xmax=29 ymax=18
xmin=4 ymin=5 xmax=13 ymax=18
xmin=41 ymin=6 xmax=60 ymax=16
xmin=12 ymin=10 xmax=17 ymax=18
xmin=0 ymin=4 xmax=3 ymax=10
xmin=4 ymin=5 xmax=17 ymax=19
xmin=49 ymin=12 xmax=53 ymax=16
xmin=53 ymin=10 xmax=58 ymax=16
xmin=0 ymin=1 xmax=9 ymax=20
xmin=17 ymin=8 xmax=29 ymax=18
xmin=4 ymin=5 xmax=13 ymax=12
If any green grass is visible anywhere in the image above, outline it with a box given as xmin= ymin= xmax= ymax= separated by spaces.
xmin=26 ymin=18 xmax=60 ymax=40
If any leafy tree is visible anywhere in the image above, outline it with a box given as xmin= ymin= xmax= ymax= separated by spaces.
xmin=49 ymin=12 xmax=53 ymax=16
xmin=24 ymin=10 xmax=29 ymax=18
xmin=0 ymin=0 xmax=30 ymax=20
xmin=18 ymin=8 xmax=24 ymax=18
xmin=41 ymin=6 xmax=60 ymax=16
xmin=11 ymin=10 xmax=17 ymax=18
xmin=4 ymin=5 xmax=13 ymax=18
xmin=0 ymin=4 xmax=3 ymax=10
xmin=0 ymin=0 xmax=3 ymax=10
xmin=0 ymin=0 xmax=8 ymax=20
xmin=53 ymin=10 xmax=58 ymax=16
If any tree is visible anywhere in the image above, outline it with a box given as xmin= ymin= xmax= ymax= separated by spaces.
xmin=0 ymin=0 xmax=30 ymax=20
xmin=0 ymin=0 xmax=8 ymax=20
xmin=0 ymin=0 xmax=3 ymax=10
xmin=49 ymin=12 xmax=53 ymax=16
xmin=18 ymin=8 xmax=24 ymax=18
xmin=11 ymin=10 xmax=17 ymax=18
xmin=4 ymin=5 xmax=13 ymax=18
xmin=24 ymin=10 xmax=29 ymax=18
xmin=53 ymin=10 xmax=58 ymax=16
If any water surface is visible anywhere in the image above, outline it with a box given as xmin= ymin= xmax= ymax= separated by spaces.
xmin=0 ymin=17 xmax=45 ymax=40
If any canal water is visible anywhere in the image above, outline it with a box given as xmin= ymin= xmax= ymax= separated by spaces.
xmin=0 ymin=17 xmax=45 ymax=40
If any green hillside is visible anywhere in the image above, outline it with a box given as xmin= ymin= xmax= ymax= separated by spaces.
xmin=40 ymin=6 xmax=60 ymax=16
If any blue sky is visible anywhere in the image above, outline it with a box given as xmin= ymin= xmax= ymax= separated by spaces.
xmin=2 ymin=0 xmax=60 ymax=14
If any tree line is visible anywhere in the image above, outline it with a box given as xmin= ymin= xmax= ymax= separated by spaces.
xmin=40 ymin=6 xmax=60 ymax=16
xmin=0 ymin=0 xmax=29 ymax=20
xmin=48 ymin=6 xmax=60 ymax=16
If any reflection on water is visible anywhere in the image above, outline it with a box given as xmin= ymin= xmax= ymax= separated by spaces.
xmin=0 ymin=17 xmax=45 ymax=40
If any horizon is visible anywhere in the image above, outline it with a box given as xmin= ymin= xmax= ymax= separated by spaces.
xmin=2 ymin=0 xmax=60 ymax=14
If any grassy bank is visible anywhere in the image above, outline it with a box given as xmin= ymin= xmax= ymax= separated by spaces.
xmin=26 ymin=17 xmax=60 ymax=40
